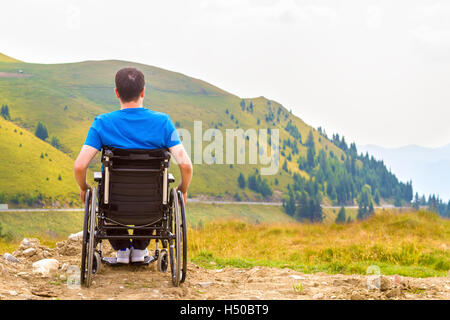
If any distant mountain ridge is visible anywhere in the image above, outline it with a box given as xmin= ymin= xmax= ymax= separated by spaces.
xmin=358 ymin=144 xmax=450 ymax=201
xmin=0 ymin=51 xmax=414 ymax=211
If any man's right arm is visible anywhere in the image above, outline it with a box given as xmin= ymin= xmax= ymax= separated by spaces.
xmin=169 ymin=144 xmax=193 ymax=204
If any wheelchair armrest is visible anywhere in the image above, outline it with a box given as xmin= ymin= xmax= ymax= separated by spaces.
xmin=168 ymin=173 xmax=175 ymax=183
xmin=94 ymin=171 xmax=102 ymax=182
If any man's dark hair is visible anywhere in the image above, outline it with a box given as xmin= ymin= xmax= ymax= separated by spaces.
xmin=115 ymin=67 xmax=145 ymax=102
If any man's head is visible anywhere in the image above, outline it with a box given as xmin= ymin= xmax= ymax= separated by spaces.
xmin=115 ymin=67 xmax=145 ymax=105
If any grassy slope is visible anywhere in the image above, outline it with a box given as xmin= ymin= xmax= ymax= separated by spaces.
xmin=1 ymin=209 xmax=447 ymax=278
xmin=0 ymin=53 xmax=21 ymax=63
xmin=0 ymin=117 xmax=80 ymax=205
xmin=0 ymin=56 xmax=345 ymax=202
xmin=0 ymin=203 xmax=293 ymax=251
xmin=190 ymin=210 xmax=450 ymax=277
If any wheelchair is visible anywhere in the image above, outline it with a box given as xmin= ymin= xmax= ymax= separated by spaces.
xmin=80 ymin=147 xmax=187 ymax=287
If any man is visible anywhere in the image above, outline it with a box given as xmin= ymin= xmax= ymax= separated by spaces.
xmin=74 ymin=67 xmax=193 ymax=264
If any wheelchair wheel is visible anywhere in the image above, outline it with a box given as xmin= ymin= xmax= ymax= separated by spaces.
xmin=157 ymin=249 xmax=169 ymax=273
xmin=81 ymin=188 xmax=97 ymax=287
xmin=169 ymin=189 xmax=187 ymax=287
xmin=80 ymin=189 xmax=91 ymax=286
xmin=177 ymin=190 xmax=187 ymax=284
xmin=93 ymin=251 xmax=102 ymax=275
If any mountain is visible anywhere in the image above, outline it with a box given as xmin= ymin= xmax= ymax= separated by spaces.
xmin=0 ymin=117 xmax=80 ymax=206
xmin=0 ymin=53 xmax=21 ymax=63
xmin=0 ymin=52 xmax=411 ymax=211
xmin=358 ymin=144 xmax=450 ymax=201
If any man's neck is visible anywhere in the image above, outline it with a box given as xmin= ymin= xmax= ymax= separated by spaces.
xmin=120 ymin=100 xmax=143 ymax=110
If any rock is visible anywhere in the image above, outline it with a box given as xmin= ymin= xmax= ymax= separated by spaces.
xmin=20 ymin=238 xmax=40 ymax=249
xmin=22 ymin=248 xmax=37 ymax=257
xmin=9 ymin=290 xmax=18 ymax=296
xmin=386 ymin=287 xmax=402 ymax=298
xmin=58 ymin=244 xmax=79 ymax=256
xmin=32 ymin=259 xmax=60 ymax=275
xmin=61 ymin=263 xmax=69 ymax=271
xmin=351 ymin=291 xmax=364 ymax=300
xmin=0 ymin=263 xmax=8 ymax=275
xmin=290 ymin=275 xmax=306 ymax=280
xmin=313 ymin=293 xmax=324 ymax=299
xmin=380 ymin=276 xmax=391 ymax=291
xmin=3 ymin=253 xmax=19 ymax=263
xmin=17 ymin=272 xmax=29 ymax=279
xmin=43 ymin=250 xmax=51 ymax=258
xmin=198 ymin=282 xmax=214 ymax=288
xmin=68 ymin=231 xmax=83 ymax=242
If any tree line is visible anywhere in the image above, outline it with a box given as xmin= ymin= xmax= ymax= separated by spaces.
xmin=282 ymin=127 xmax=414 ymax=222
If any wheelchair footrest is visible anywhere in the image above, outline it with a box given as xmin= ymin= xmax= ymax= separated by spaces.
xmin=102 ymin=255 xmax=156 ymax=266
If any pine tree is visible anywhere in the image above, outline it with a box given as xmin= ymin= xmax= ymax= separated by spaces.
xmin=336 ymin=206 xmax=346 ymax=224
xmin=51 ymin=136 xmax=61 ymax=149
xmin=35 ymin=121 xmax=49 ymax=141
xmin=283 ymin=187 xmax=296 ymax=216
xmin=237 ymin=173 xmax=246 ymax=189
xmin=240 ymin=99 xmax=246 ymax=110
xmin=1 ymin=105 xmax=11 ymax=120
xmin=306 ymin=131 xmax=316 ymax=169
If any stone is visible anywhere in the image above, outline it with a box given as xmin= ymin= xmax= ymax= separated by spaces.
xmin=60 ymin=263 xmax=69 ymax=271
xmin=386 ymin=287 xmax=402 ymax=298
xmin=20 ymin=238 xmax=40 ymax=249
xmin=351 ymin=291 xmax=364 ymax=300
xmin=290 ymin=275 xmax=306 ymax=280
xmin=23 ymin=248 xmax=37 ymax=257
xmin=68 ymin=231 xmax=83 ymax=242
xmin=198 ymin=282 xmax=214 ymax=288
xmin=3 ymin=253 xmax=19 ymax=263
xmin=32 ymin=259 xmax=60 ymax=275
xmin=9 ymin=290 xmax=18 ymax=296
xmin=313 ymin=293 xmax=324 ymax=299
xmin=0 ymin=263 xmax=8 ymax=274
xmin=380 ymin=276 xmax=391 ymax=291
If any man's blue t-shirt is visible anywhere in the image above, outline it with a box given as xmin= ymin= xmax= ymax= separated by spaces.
xmin=84 ymin=107 xmax=181 ymax=151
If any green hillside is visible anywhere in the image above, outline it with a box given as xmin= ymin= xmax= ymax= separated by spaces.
xmin=0 ymin=117 xmax=80 ymax=206
xmin=0 ymin=53 xmax=21 ymax=63
xmin=0 ymin=52 xmax=412 ymax=212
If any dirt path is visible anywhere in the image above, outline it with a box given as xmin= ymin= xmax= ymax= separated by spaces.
xmin=1 ymin=236 xmax=449 ymax=300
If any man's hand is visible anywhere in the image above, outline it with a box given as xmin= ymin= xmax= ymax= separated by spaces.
xmin=177 ymin=184 xmax=188 ymax=204
xmin=170 ymin=144 xmax=193 ymax=206
xmin=80 ymin=184 xmax=92 ymax=204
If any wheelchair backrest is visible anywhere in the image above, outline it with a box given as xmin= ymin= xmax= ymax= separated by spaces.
xmin=100 ymin=147 xmax=171 ymax=225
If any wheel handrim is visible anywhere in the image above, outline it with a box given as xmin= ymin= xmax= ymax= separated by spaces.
xmin=86 ymin=187 xmax=97 ymax=287
xmin=80 ymin=189 xmax=91 ymax=285
xmin=169 ymin=189 xmax=182 ymax=286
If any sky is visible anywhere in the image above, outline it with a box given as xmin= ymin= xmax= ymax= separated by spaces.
xmin=1 ymin=0 xmax=449 ymax=148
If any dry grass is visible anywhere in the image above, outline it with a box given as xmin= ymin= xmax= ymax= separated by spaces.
xmin=190 ymin=210 xmax=450 ymax=277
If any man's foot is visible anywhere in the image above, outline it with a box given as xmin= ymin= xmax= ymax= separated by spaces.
xmin=116 ymin=248 xmax=130 ymax=264
xmin=131 ymin=247 xmax=148 ymax=263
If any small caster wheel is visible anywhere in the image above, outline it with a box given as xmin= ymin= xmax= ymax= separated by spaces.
xmin=93 ymin=251 xmax=102 ymax=275
xmin=157 ymin=249 xmax=169 ymax=273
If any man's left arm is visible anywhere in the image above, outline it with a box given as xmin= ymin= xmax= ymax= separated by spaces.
xmin=74 ymin=145 xmax=99 ymax=203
